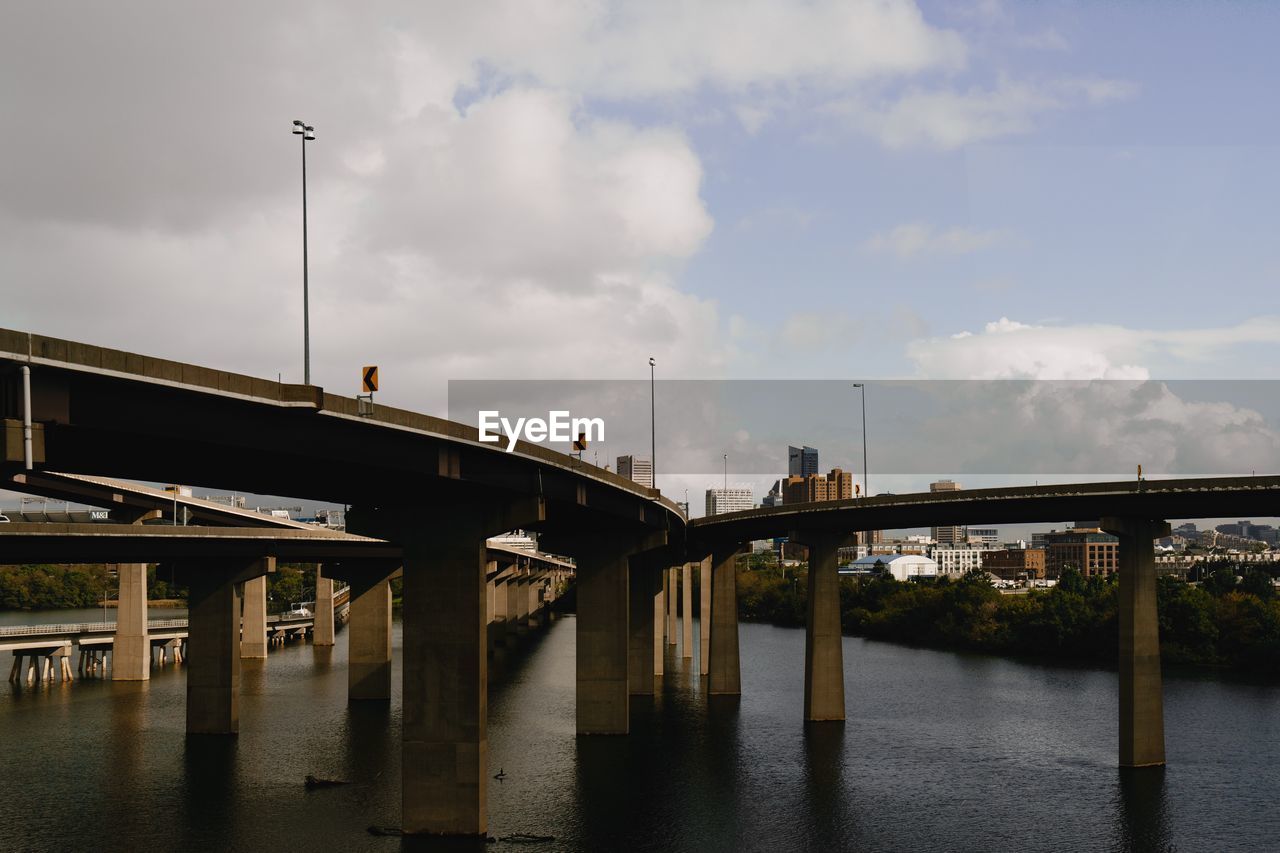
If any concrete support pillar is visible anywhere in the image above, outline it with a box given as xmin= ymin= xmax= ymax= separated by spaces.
xmin=681 ymin=563 xmax=694 ymax=658
xmin=348 ymin=572 xmax=393 ymax=701
xmin=186 ymin=560 xmax=271 ymax=734
xmin=666 ymin=567 xmax=678 ymax=644
xmin=527 ymin=577 xmax=542 ymax=628
xmin=576 ymin=543 xmax=631 ymax=734
xmin=240 ymin=575 xmax=268 ymax=659
xmin=653 ymin=568 xmax=665 ymax=677
xmin=628 ymin=564 xmax=655 ymax=695
xmin=348 ymin=503 xmax=503 ymax=838
xmin=486 ymin=576 xmax=497 ymax=657
xmin=402 ymin=519 xmax=489 ymax=836
xmin=490 ymin=577 xmax=507 ymax=664
xmin=313 ymin=566 xmax=335 ymax=646
xmin=700 ymin=556 xmax=711 ymax=676
xmin=505 ymin=578 xmax=521 ymax=644
xmin=1103 ymin=516 xmax=1170 ymax=768
xmin=802 ymin=533 xmax=846 ymax=722
xmin=112 ymin=563 xmax=150 ymax=681
xmin=708 ymin=547 xmax=741 ymax=695
xmin=515 ymin=576 xmax=531 ymax=635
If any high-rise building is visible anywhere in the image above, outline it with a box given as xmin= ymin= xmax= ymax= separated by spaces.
xmin=929 ymin=479 xmax=966 ymax=545
xmin=788 ymin=445 xmax=819 ymax=478
xmin=617 ymin=455 xmax=653 ymax=489
xmin=705 ymin=486 xmax=754 ymax=516
xmin=783 ymin=468 xmax=854 ymax=504
xmin=761 ymin=480 xmax=784 ymax=508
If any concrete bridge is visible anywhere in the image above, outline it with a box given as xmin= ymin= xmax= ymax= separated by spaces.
xmin=3 ymin=328 xmax=1278 ymax=836
xmin=2 ymin=604 xmax=340 ymax=684
xmin=686 ymin=475 xmax=1280 ymax=770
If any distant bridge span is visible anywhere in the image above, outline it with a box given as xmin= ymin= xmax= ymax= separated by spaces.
xmin=689 ymin=475 xmax=1280 ymax=545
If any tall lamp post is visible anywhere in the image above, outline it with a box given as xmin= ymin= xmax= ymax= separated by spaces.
xmin=649 ymin=357 xmax=656 ymax=492
xmin=853 ymin=383 xmax=868 ymax=497
xmin=292 ymin=119 xmax=316 ymax=385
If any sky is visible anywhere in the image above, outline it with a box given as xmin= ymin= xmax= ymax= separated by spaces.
xmin=3 ymin=1 xmax=1279 ymax=526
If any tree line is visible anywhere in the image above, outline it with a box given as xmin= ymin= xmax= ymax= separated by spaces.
xmin=0 ymin=563 xmax=319 ymax=614
xmin=736 ymin=559 xmax=1280 ymax=673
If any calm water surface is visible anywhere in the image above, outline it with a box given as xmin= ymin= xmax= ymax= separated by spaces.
xmin=2 ymin=612 xmax=1278 ymax=852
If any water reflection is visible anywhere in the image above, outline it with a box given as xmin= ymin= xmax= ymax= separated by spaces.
xmin=180 ymin=735 xmax=239 ymax=848
xmin=1114 ymin=767 xmax=1172 ymax=853
xmin=2 ymin=617 xmax=1278 ymax=851
xmin=803 ymin=722 xmax=854 ymax=847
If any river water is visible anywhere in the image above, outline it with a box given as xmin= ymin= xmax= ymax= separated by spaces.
xmin=1 ymin=610 xmax=1278 ymax=852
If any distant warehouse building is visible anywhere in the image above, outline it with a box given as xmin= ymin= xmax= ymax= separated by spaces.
xmin=844 ymin=553 xmax=938 ymax=582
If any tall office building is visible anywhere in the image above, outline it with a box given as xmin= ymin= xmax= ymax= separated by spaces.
xmin=783 ymin=468 xmax=854 ymax=504
xmin=929 ymin=479 xmax=966 ymax=545
xmin=617 ymin=455 xmax=653 ymax=489
xmin=788 ymin=445 xmax=819 ymax=478
xmin=705 ymin=486 xmax=755 ymax=516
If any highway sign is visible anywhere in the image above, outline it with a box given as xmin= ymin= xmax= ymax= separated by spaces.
xmin=362 ymin=366 xmax=378 ymax=393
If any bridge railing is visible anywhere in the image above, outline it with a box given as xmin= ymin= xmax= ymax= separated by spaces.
xmin=0 ymin=618 xmax=190 ymax=637
xmin=0 ymin=591 xmax=349 ymax=638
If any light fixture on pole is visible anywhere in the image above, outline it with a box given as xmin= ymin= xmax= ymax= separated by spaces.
xmin=291 ymin=119 xmax=316 ymax=385
xmin=649 ymin=357 xmax=656 ymax=492
xmin=853 ymin=383 xmax=868 ymax=497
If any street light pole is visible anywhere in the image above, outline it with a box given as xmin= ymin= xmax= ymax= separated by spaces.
xmin=853 ymin=383 xmax=868 ymax=497
xmin=649 ymin=357 xmax=656 ymax=491
xmin=292 ymin=119 xmax=316 ymax=385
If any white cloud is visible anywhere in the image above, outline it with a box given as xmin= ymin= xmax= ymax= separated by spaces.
xmin=0 ymin=4 xmax=737 ymax=417
xmin=906 ymin=316 xmax=1280 ymax=380
xmin=830 ymin=76 xmax=1138 ymax=150
xmin=778 ymin=311 xmax=851 ymax=352
xmin=467 ymin=0 xmax=967 ymax=98
xmin=863 ymin=223 xmax=1008 ymax=258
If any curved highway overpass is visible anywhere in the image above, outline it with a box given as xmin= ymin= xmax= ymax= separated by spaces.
xmin=0 ymin=328 xmax=682 ymax=836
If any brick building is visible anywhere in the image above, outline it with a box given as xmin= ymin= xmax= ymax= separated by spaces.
xmin=1042 ymin=528 xmax=1119 ymax=578
xmin=783 ymin=467 xmax=853 ymax=504
xmin=982 ymin=548 xmax=1046 ymax=581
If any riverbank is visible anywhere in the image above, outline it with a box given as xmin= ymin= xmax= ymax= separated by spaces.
xmin=737 ymin=565 xmax=1280 ymax=676
xmin=96 ymin=599 xmax=185 ymax=608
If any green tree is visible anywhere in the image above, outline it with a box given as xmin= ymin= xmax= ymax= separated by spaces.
xmin=1239 ymin=570 xmax=1276 ymax=601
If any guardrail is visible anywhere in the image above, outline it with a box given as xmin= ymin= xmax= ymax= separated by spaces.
xmin=0 ymin=589 xmax=349 ymax=639
xmin=0 ymin=618 xmax=189 ymax=637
